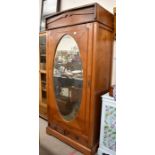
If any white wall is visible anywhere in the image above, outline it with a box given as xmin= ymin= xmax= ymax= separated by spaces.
xmin=39 ymin=0 xmax=42 ymax=18
xmin=112 ymin=41 xmax=116 ymax=85
xmin=61 ymin=0 xmax=115 ymax=13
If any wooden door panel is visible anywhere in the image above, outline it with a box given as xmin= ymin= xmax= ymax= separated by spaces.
xmin=47 ymin=24 xmax=92 ymax=136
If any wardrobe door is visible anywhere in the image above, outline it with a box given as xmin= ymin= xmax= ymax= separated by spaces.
xmin=47 ymin=24 xmax=92 ymax=140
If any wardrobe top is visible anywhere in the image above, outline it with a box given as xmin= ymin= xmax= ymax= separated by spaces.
xmin=46 ymin=3 xmax=114 ymax=30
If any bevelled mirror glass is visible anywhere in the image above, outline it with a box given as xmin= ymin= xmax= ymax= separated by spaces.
xmin=53 ymin=35 xmax=83 ymax=121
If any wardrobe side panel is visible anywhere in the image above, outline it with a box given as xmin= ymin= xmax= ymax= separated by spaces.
xmin=90 ymin=22 xmax=113 ymax=146
xmin=95 ymin=23 xmax=113 ymax=91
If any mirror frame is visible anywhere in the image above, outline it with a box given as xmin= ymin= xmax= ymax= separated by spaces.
xmin=53 ymin=35 xmax=83 ymax=121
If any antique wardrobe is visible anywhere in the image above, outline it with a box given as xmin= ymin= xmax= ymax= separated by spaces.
xmin=46 ymin=3 xmax=114 ymax=155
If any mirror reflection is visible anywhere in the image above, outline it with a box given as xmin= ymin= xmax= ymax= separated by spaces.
xmin=53 ymin=35 xmax=83 ymax=121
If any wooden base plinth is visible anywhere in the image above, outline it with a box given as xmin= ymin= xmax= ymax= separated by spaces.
xmin=46 ymin=126 xmax=98 ymax=155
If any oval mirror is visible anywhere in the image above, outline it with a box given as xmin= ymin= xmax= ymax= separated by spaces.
xmin=53 ymin=35 xmax=83 ymax=121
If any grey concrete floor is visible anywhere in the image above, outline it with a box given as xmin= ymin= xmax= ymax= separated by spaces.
xmin=39 ymin=117 xmax=83 ymax=155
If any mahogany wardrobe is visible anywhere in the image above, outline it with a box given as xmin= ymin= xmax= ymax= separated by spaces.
xmin=45 ymin=3 xmax=114 ymax=155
